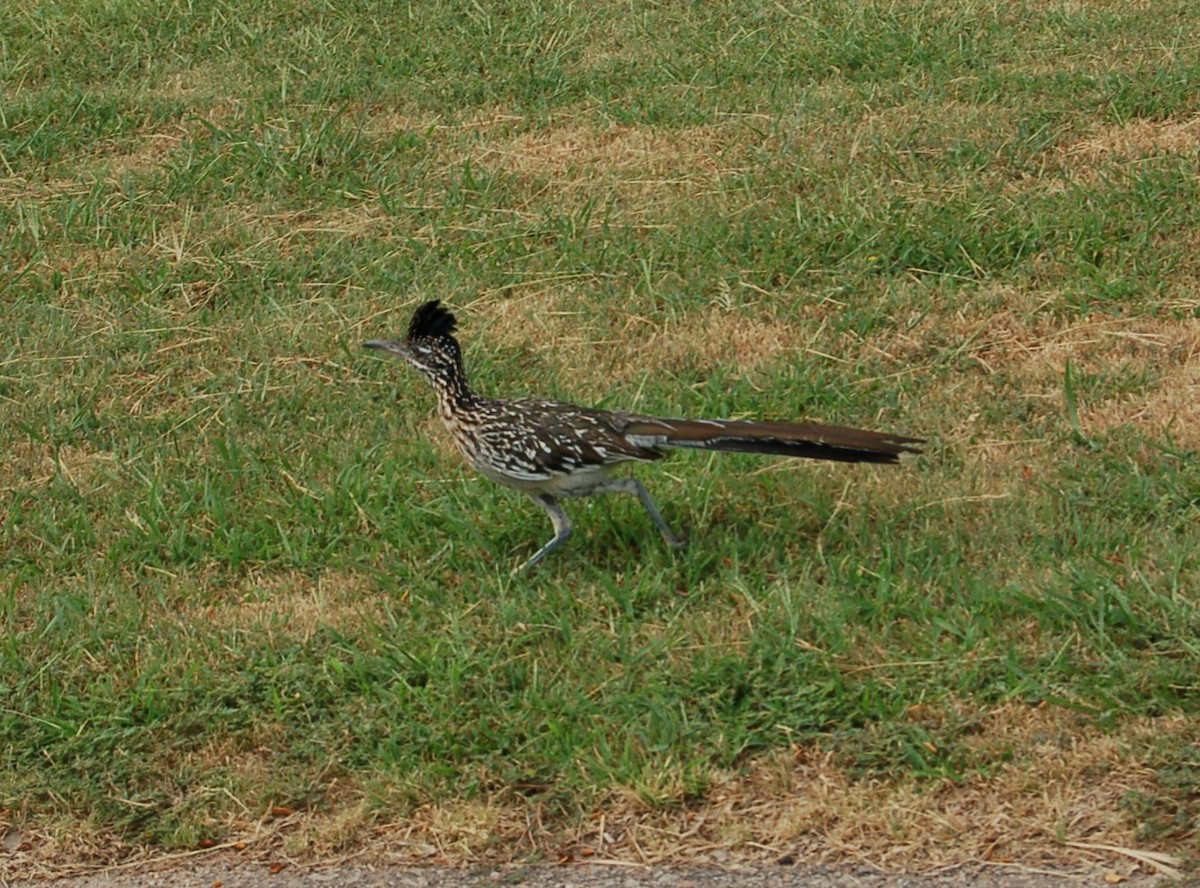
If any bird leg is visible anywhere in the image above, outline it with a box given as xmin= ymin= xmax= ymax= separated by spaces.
xmin=518 ymin=481 xmax=686 ymax=572
xmin=519 ymin=493 xmax=573 ymax=572
xmin=600 ymin=477 xmax=688 ymax=550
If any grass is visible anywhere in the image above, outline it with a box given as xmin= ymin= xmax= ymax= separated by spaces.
xmin=2 ymin=0 xmax=1200 ymax=877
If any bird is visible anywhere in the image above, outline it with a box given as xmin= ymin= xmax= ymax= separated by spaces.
xmin=365 ymin=300 xmax=922 ymax=572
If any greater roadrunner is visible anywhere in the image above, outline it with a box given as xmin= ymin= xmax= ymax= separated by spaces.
xmin=366 ymin=300 xmax=922 ymax=571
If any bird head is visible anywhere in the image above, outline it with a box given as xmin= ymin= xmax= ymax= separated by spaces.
xmin=364 ymin=300 xmax=464 ymax=384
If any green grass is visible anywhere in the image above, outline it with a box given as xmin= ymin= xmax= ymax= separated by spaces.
xmin=3 ymin=0 xmax=1200 ymax=870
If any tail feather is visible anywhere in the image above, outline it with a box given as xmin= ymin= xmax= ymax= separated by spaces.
xmin=622 ymin=418 xmax=922 ymax=465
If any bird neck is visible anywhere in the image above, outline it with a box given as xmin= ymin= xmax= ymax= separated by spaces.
xmin=430 ymin=360 xmax=483 ymax=417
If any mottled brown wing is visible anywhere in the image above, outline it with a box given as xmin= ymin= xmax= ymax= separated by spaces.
xmin=473 ymin=400 xmax=666 ymax=481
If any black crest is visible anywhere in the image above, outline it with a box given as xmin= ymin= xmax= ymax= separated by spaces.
xmin=407 ymin=300 xmax=458 ymax=341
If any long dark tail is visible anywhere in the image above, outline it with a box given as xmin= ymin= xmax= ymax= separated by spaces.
xmin=622 ymin=417 xmax=923 ymax=464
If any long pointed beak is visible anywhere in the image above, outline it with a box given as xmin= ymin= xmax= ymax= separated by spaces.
xmin=363 ymin=339 xmax=410 ymax=358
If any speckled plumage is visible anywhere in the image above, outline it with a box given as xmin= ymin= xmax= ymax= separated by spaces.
xmin=366 ymin=300 xmax=922 ymax=571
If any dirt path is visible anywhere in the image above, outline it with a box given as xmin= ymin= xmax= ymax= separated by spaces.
xmin=15 ymin=859 xmax=1174 ymax=888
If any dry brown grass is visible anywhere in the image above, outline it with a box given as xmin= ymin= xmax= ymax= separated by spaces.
xmin=361 ymin=109 xmax=447 ymax=138
xmin=96 ymin=127 xmax=189 ymax=179
xmin=471 ymin=122 xmax=759 ymax=213
xmin=0 ymin=440 xmax=116 ymax=495
xmin=1067 ymin=116 xmax=1200 ymax=164
xmin=1057 ymin=115 xmax=1200 ymax=186
xmin=477 ymin=123 xmax=734 ymax=180
xmin=847 ymin=278 xmax=1200 ymax=448
xmin=175 ymin=569 xmax=384 ymax=640
xmin=1047 ymin=0 xmax=1158 ymax=11
xmin=369 ymin=705 xmax=1187 ymax=877
xmin=627 ymin=307 xmax=804 ymax=382
xmin=7 ymin=705 xmax=1186 ymax=880
xmin=474 ymin=291 xmax=812 ymax=401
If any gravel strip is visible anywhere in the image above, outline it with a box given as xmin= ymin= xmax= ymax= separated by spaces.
xmin=16 ymin=860 xmax=1167 ymax=888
